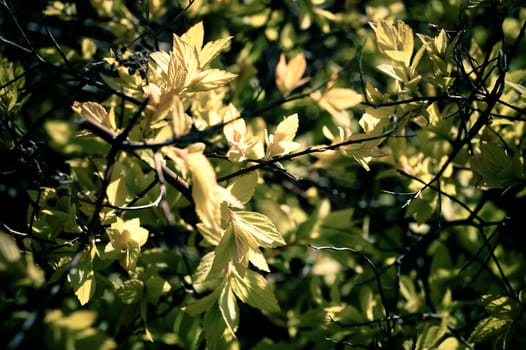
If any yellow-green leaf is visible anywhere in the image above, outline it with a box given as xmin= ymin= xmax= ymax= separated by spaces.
xmin=72 ymin=101 xmax=116 ymax=130
xmin=184 ymin=150 xmax=222 ymax=234
xmin=468 ymin=316 xmax=510 ymax=344
xmin=116 ymin=279 xmax=144 ymax=304
xmin=200 ymin=36 xmax=233 ymax=68
xmin=231 ymin=268 xmax=280 ymax=312
xmin=227 ymin=171 xmax=258 ymax=205
xmin=231 ymin=210 xmax=286 ymax=248
xmin=218 ymin=282 xmax=239 ymax=333
xmin=275 ymin=52 xmax=310 ymax=96
xmin=265 ymin=114 xmax=300 ymax=158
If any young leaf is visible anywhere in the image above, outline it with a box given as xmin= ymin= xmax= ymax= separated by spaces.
xmin=72 ymin=101 xmax=117 ymax=130
xmin=265 ymin=114 xmax=300 ymax=159
xmin=275 ymin=52 xmax=310 ymax=96
xmin=104 ymin=217 xmax=149 ymax=270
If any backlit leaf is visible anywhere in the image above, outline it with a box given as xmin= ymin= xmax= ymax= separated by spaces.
xmin=227 ymin=172 xmax=258 ymax=205
xmin=231 ymin=210 xmax=286 ymax=248
xmin=218 ymin=282 xmax=239 ymax=333
xmin=320 ymin=88 xmax=363 ymax=111
xmin=188 ymin=69 xmax=238 ymax=92
xmin=200 ymin=36 xmax=233 ymax=68
xmin=185 ymin=150 xmax=222 ymax=234
xmin=275 ymin=52 xmax=310 ymax=96
xmin=265 ymin=114 xmax=300 ymax=158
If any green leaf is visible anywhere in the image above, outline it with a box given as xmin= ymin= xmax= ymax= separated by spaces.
xmin=231 ymin=267 xmax=280 ymax=312
xmin=115 ymin=279 xmax=144 ymax=304
xmin=184 ymin=287 xmax=221 ymax=317
xmin=69 ymin=245 xmax=96 ymax=305
xmin=415 ymin=318 xmax=448 ymax=350
xmin=145 ymin=275 xmax=171 ymax=303
xmin=472 ymin=143 xmax=524 ymax=188
xmin=193 ymin=251 xmax=224 ymax=293
xmin=203 ymin=303 xmax=236 ymax=350
xmin=482 ymin=294 xmax=520 ymax=320
xmin=468 ymin=316 xmax=510 ymax=344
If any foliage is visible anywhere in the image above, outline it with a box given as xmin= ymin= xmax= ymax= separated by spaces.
xmin=1 ymin=0 xmax=526 ymax=349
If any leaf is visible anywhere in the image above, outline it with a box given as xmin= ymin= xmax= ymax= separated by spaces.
xmin=415 ymin=318 xmax=448 ymax=350
xmin=231 ymin=210 xmax=286 ymax=248
xmin=482 ymin=294 xmax=520 ymax=320
xmin=104 ymin=218 xmax=149 ymax=271
xmin=0 ymin=230 xmax=21 ymax=263
xmin=203 ymin=302 xmax=236 ymax=350
xmin=184 ymin=150 xmax=222 ymax=234
xmin=218 ymin=282 xmax=239 ymax=333
xmin=265 ymin=114 xmax=300 ymax=158
xmin=49 ymin=310 xmax=98 ymax=330
xmin=227 ymin=171 xmax=258 ymax=205
xmin=106 ymin=175 xmax=128 ymax=207
xmin=371 ymin=19 xmax=414 ymax=66
xmin=193 ymin=252 xmax=216 ymax=290
xmin=376 ymin=63 xmax=409 ymax=82
xmin=231 ymin=268 xmax=280 ymax=312
xmin=275 ymin=52 xmax=310 ymax=96
xmin=68 ymin=250 xmax=96 ymax=305
xmin=115 ymin=279 xmax=144 ymax=304
xmin=145 ymin=275 xmax=171 ymax=303
xmin=320 ymin=88 xmax=363 ymax=111
xmin=181 ymin=21 xmax=205 ymax=55
xmin=172 ymin=34 xmax=199 ymax=89
xmin=106 ymin=218 xmax=149 ymax=251
xmin=468 ymin=316 xmax=510 ymax=344
xmin=72 ymin=101 xmax=116 ymax=130
xmin=184 ymin=285 xmax=222 ymax=317
xmin=188 ymin=69 xmax=238 ymax=91
xmin=471 ymin=143 xmax=523 ymax=188
xmin=81 ymin=37 xmax=97 ymax=60
xmin=248 ymin=248 xmax=270 ymax=272
xmin=200 ymin=36 xmax=233 ymax=67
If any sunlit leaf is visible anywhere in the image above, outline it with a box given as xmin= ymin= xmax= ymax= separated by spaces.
xmin=189 ymin=69 xmax=238 ymax=92
xmin=275 ymin=52 xmax=310 ymax=96
xmin=468 ymin=316 xmax=510 ymax=344
xmin=227 ymin=171 xmax=258 ymax=205
xmin=184 ymin=149 xmax=222 ymax=234
xmin=69 ymin=245 xmax=97 ymax=305
xmin=231 ymin=210 xmax=286 ymax=248
xmin=218 ymin=282 xmax=239 ymax=333
xmin=72 ymin=101 xmax=117 ymax=130
xmin=265 ymin=113 xmax=300 ymax=159
xmin=231 ymin=268 xmax=280 ymax=312
xmin=200 ymin=37 xmax=233 ymax=68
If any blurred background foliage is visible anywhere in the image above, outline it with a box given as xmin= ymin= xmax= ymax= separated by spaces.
xmin=1 ymin=0 xmax=526 ymax=349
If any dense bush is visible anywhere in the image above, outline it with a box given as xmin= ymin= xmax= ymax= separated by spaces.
xmin=1 ymin=0 xmax=526 ymax=349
